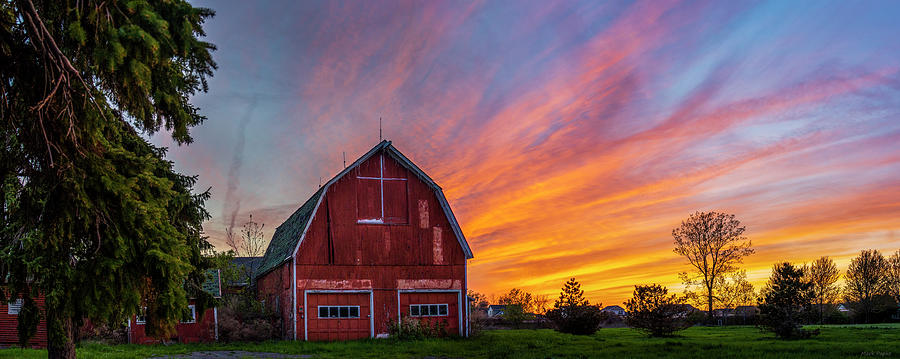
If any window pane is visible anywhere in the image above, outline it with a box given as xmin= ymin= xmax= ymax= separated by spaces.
xmin=340 ymin=307 xmax=349 ymax=318
xmin=7 ymin=299 xmax=22 ymax=315
xmin=430 ymin=305 xmax=439 ymax=316
xmin=319 ymin=307 xmax=328 ymax=318
xmin=383 ymin=180 xmax=408 ymax=224
xmin=410 ymin=305 xmax=420 ymax=316
xmin=330 ymin=307 xmax=339 ymax=318
xmin=350 ymin=307 xmax=359 ymax=318
xmin=439 ymin=305 xmax=448 ymax=316
xmin=357 ymin=179 xmax=382 ymax=221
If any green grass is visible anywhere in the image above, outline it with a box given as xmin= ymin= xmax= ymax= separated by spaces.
xmin=2 ymin=325 xmax=899 ymax=358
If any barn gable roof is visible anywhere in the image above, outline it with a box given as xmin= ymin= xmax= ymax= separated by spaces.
xmin=255 ymin=141 xmax=473 ymax=279
xmin=255 ymin=187 xmax=324 ymax=278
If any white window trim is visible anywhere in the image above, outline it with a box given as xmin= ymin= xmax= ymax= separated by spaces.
xmin=317 ymin=305 xmax=361 ymax=319
xmin=357 ymin=154 xmax=407 ymax=224
xmin=7 ymin=298 xmax=23 ymax=315
xmin=181 ymin=305 xmax=197 ymax=324
xmin=409 ymin=303 xmax=449 ymax=317
xmin=135 ymin=307 xmax=147 ymax=325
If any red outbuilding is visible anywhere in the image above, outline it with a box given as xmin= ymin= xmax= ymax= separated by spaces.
xmin=256 ymin=141 xmax=474 ymax=340
xmin=1 ymin=295 xmax=48 ymax=348
xmin=127 ymin=270 xmax=222 ymax=344
xmin=3 ymin=270 xmax=220 ymax=347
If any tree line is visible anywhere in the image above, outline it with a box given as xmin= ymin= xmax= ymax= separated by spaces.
xmin=471 ymin=211 xmax=900 ymax=339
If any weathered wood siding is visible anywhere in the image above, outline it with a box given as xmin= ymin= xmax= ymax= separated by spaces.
xmin=128 ymin=300 xmax=217 ymax=344
xmin=256 ymin=260 xmax=293 ymax=338
xmin=294 ymin=151 xmax=467 ymax=338
xmin=0 ymin=295 xmax=48 ymax=348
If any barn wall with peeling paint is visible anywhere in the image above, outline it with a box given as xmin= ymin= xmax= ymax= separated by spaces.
xmin=258 ymin=144 xmax=470 ymax=340
xmin=296 ymin=151 xmax=466 ymax=338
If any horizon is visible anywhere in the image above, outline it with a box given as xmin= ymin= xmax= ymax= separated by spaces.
xmin=151 ymin=0 xmax=900 ymax=306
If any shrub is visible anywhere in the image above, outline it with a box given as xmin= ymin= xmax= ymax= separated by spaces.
xmin=824 ymin=309 xmax=850 ymax=324
xmin=625 ymin=284 xmax=694 ymax=337
xmin=501 ymin=304 xmax=531 ymax=328
xmin=545 ymin=305 xmax=604 ymax=335
xmin=387 ymin=316 xmax=449 ymax=340
xmin=77 ymin=322 xmax=128 ymax=345
xmin=468 ymin=310 xmax=488 ymax=337
xmin=217 ymin=295 xmax=281 ymax=342
xmin=758 ymin=262 xmax=819 ymax=339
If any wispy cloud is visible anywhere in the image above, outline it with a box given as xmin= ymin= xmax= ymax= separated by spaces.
xmin=170 ymin=0 xmax=900 ymax=304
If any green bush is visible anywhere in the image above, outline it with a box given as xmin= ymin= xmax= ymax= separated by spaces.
xmin=218 ymin=295 xmax=281 ymax=342
xmin=545 ymin=305 xmax=604 ymax=335
xmin=625 ymin=284 xmax=695 ymax=337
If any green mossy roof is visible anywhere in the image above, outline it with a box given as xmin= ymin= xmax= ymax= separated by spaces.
xmin=254 ymin=187 xmax=324 ymax=278
xmin=201 ymin=269 xmax=222 ymax=298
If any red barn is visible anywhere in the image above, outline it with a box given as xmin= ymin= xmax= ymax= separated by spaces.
xmin=256 ymin=141 xmax=474 ymax=340
xmin=1 ymin=295 xmax=48 ymax=348
xmin=2 ymin=273 xmax=221 ymax=347
xmin=127 ymin=270 xmax=222 ymax=344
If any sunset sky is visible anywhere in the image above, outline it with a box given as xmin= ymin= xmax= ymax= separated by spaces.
xmin=153 ymin=0 xmax=900 ymax=305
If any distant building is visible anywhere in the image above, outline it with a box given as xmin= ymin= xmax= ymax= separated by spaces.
xmin=225 ymin=256 xmax=263 ymax=293
xmin=673 ymin=304 xmax=700 ymax=318
xmin=713 ymin=308 xmax=734 ymax=318
xmin=127 ymin=270 xmax=222 ymax=344
xmin=2 ymin=271 xmax=221 ymax=348
xmin=487 ymin=305 xmax=507 ymax=317
xmin=601 ymin=305 xmax=626 ymax=316
xmin=733 ymin=306 xmax=759 ymax=317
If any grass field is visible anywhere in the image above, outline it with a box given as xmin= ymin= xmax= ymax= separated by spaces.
xmin=2 ymin=325 xmax=899 ymax=358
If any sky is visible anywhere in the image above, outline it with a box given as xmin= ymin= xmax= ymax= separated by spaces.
xmin=153 ymin=0 xmax=900 ymax=305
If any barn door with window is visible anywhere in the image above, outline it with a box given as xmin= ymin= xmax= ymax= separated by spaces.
xmin=306 ymin=292 xmax=371 ymax=341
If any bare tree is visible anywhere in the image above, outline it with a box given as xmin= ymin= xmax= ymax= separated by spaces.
xmin=240 ymin=214 xmax=266 ymax=258
xmin=716 ymin=270 xmax=756 ymax=310
xmin=224 ymin=227 xmax=240 ymax=254
xmin=533 ymin=294 xmax=552 ymax=315
xmin=844 ymin=249 xmax=889 ymax=323
xmin=887 ymin=250 xmax=900 ymax=303
xmin=224 ymin=214 xmax=266 ymax=257
xmin=673 ymin=211 xmax=754 ymax=321
xmin=805 ymin=256 xmax=841 ymax=324
xmin=467 ymin=290 xmax=490 ymax=312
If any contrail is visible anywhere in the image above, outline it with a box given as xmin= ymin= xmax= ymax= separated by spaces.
xmin=222 ymin=99 xmax=257 ymax=238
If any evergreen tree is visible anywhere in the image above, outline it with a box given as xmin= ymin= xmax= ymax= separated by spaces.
xmin=555 ymin=277 xmax=589 ymax=308
xmin=1 ymin=1 xmax=216 ymax=357
xmin=625 ymin=284 xmax=693 ymax=337
xmin=546 ymin=278 xmax=602 ymax=335
xmin=757 ymin=262 xmax=817 ymax=339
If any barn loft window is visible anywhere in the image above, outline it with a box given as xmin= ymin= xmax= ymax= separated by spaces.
xmin=357 ymin=154 xmax=408 ymax=224
xmin=7 ymin=298 xmax=22 ymax=315
xmin=317 ymin=305 xmax=360 ymax=319
xmin=409 ymin=303 xmax=448 ymax=317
